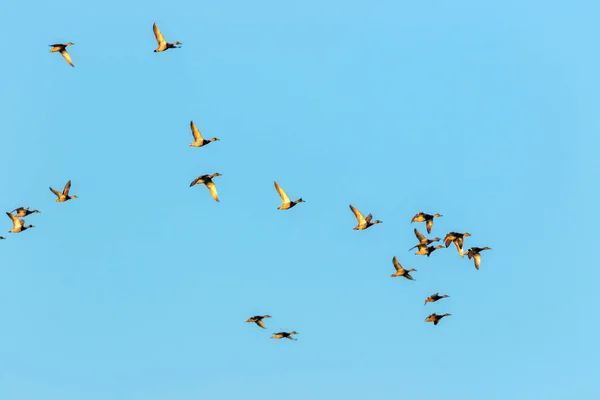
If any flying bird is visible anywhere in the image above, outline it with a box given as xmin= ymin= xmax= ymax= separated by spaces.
xmin=271 ymin=331 xmax=298 ymax=340
xmin=245 ymin=315 xmax=272 ymax=329
xmin=49 ymin=180 xmax=78 ymax=202
xmin=443 ymin=232 xmax=471 ymax=257
xmin=349 ymin=204 xmax=382 ymax=230
xmin=414 ymin=244 xmax=444 ymax=257
xmin=424 ymin=293 xmax=449 ymax=305
xmin=391 ymin=256 xmax=416 ymax=280
xmin=11 ymin=207 xmax=41 ymax=217
xmin=190 ymin=173 xmax=222 ymax=202
xmin=425 ymin=313 xmax=451 ymax=325
xmin=153 ymin=22 xmax=182 ymax=52
xmin=409 ymin=228 xmax=441 ymax=250
xmin=411 ymin=212 xmax=443 ymax=234
xmin=6 ymin=212 xmax=34 ymax=233
xmin=274 ymin=181 xmax=305 ymax=210
xmin=189 ymin=121 xmax=219 ymax=147
xmin=49 ymin=42 xmax=75 ymax=67
xmin=465 ymin=247 xmax=492 ymax=270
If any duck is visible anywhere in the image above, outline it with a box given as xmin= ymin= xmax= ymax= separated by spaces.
xmin=414 ymin=244 xmax=444 ymax=257
xmin=443 ymin=232 xmax=471 ymax=257
xmin=189 ymin=173 xmax=222 ymax=202
xmin=425 ymin=313 xmax=451 ymax=325
xmin=271 ymin=331 xmax=298 ymax=340
xmin=349 ymin=204 xmax=382 ymax=230
xmin=153 ymin=22 xmax=182 ymax=52
xmin=424 ymin=293 xmax=449 ymax=305
xmin=189 ymin=121 xmax=219 ymax=147
xmin=6 ymin=212 xmax=34 ymax=233
xmin=0 ymin=236 xmax=5 ymax=240
xmin=411 ymin=212 xmax=443 ymax=234
xmin=409 ymin=228 xmax=441 ymax=250
xmin=49 ymin=180 xmax=78 ymax=202
xmin=391 ymin=256 xmax=416 ymax=280
xmin=11 ymin=207 xmax=41 ymax=217
xmin=49 ymin=42 xmax=74 ymax=67
xmin=245 ymin=315 xmax=272 ymax=329
xmin=274 ymin=181 xmax=305 ymax=210
xmin=465 ymin=247 xmax=492 ymax=270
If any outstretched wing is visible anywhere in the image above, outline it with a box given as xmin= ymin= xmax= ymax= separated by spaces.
xmin=392 ymin=256 xmax=403 ymax=272
xmin=205 ymin=180 xmax=220 ymax=202
xmin=365 ymin=214 xmax=373 ymax=223
xmin=6 ymin=212 xmax=21 ymax=229
xmin=274 ymin=181 xmax=290 ymax=203
xmin=60 ymin=49 xmax=74 ymax=67
xmin=473 ymin=253 xmax=481 ymax=270
xmin=153 ymin=22 xmax=166 ymax=46
xmin=426 ymin=219 xmax=433 ymax=234
xmin=256 ymin=320 xmax=266 ymax=329
xmin=190 ymin=121 xmax=204 ymax=142
xmin=62 ymin=180 xmax=72 ymax=195
xmin=49 ymin=186 xmax=62 ymax=198
xmin=414 ymin=228 xmax=427 ymax=243
xmin=349 ymin=204 xmax=366 ymax=225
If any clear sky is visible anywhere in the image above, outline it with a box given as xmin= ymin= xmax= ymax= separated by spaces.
xmin=0 ymin=1 xmax=596 ymax=399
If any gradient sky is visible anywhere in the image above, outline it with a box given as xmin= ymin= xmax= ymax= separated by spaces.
xmin=0 ymin=1 xmax=596 ymax=399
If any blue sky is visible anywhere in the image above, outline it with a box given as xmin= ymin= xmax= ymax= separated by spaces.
xmin=0 ymin=1 xmax=596 ymax=399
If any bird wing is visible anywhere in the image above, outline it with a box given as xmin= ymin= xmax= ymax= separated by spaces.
xmin=153 ymin=22 xmax=166 ymax=46
xmin=349 ymin=204 xmax=366 ymax=225
xmin=414 ymin=228 xmax=426 ymax=243
xmin=6 ymin=212 xmax=21 ymax=229
xmin=62 ymin=180 xmax=72 ymax=195
xmin=60 ymin=49 xmax=74 ymax=67
xmin=365 ymin=213 xmax=373 ymax=223
xmin=473 ymin=253 xmax=481 ymax=270
xmin=274 ymin=181 xmax=290 ymax=203
xmin=49 ymin=186 xmax=62 ymax=198
xmin=205 ymin=180 xmax=220 ymax=202
xmin=454 ymin=238 xmax=464 ymax=257
xmin=190 ymin=121 xmax=203 ymax=142
xmin=392 ymin=256 xmax=403 ymax=272
xmin=256 ymin=320 xmax=266 ymax=329
xmin=426 ymin=219 xmax=433 ymax=234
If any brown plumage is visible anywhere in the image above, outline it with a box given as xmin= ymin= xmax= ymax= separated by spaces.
xmin=274 ymin=181 xmax=305 ymax=210
xmin=245 ymin=315 xmax=272 ymax=329
xmin=49 ymin=180 xmax=78 ymax=202
xmin=271 ymin=331 xmax=298 ymax=340
xmin=443 ymin=232 xmax=471 ymax=257
xmin=411 ymin=212 xmax=442 ymax=234
xmin=12 ymin=207 xmax=41 ymax=217
xmin=391 ymin=256 xmax=416 ymax=280
xmin=6 ymin=212 xmax=34 ymax=233
xmin=424 ymin=293 xmax=449 ymax=305
xmin=414 ymin=244 xmax=444 ymax=257
xmin=153 ymin=22 xmax=182 ymax=52
xmin=465 ymin=247 xmax=492 ymax=270
xmin=190 ymin=173 xmax=222 ymax=202
xmin=49 ymin=42 xmax=74 ymax=67
xmin=349 ymin=204 xmax=382 ymax=230
xmin=425 ymin=313 xmax=451 ymax=325
xmin=409 ymin=228 xmax=441 ymax=250
xmin=189 ymin=121 xmax=219 ymax=147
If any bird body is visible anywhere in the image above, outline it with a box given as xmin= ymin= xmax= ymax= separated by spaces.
xmin=245 ymin=315 xmax=272 ymax=329
xmin=12 ymin=207 xmax=41 ymax=217
xmin=425 ymin=313 xmax=451 ymax=325
xmin=391 ymin=256 xmax=416 ymax=280
xmin=349 ymin=204 xmax=382 ymax=230
xmin=153 ymin=22 xmax=182 ymax=52
xmin=271 ymin=331 xmax=298 ymax=340
xmin=409 ymin=228 xmax=441 ymax=250
xmin=274 ymin=181 xmax=305 ymax=210
xmin=465 ymin=247 xmax=492 ymax=270
xmin=424 ymin=293 xmax=449 ymax=305
xmin=6 ymin=212 xmax=34 ymax=233
xmin=411 ymin=212 xmax=442 ymax=234
xmin=443 ymin=232 xmax=471 ymax=257
xmin=189 ymin=121 xmax=219 ymax=147
xmin=414 ymin=244 xmax=443 ymax=257
xmin=49 ymin=180 xmax=78 ymax=202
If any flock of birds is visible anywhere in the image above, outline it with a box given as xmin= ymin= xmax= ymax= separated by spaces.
xmin=2 ymin=22 xmax=494 ymax=341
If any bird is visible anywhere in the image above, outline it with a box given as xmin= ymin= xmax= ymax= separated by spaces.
xmin=425 ymin=313 xmax=451 ymax=325
xmin=349 ymin=204 xmax=382 ymax=230
xmin=391 ymin=256 xmax=416 ymax=280
xmin=11 ymin=207 xmax=41 ymax=217
xmin=49 ymin=180 xmax=78 ymax=202
xmin=414 ymin=244 xmax=444 ymax=257
xmin=424 ymin=293 xmax=449 ymax=305
xmin=443 ymin=232 xmax=471 ymax=257
xmin=0 ymin=236 xmax=5 ymax=240
xmin=6 ymin=212 xmax=34 ymax=233
xmin=274 ymin=181 xmax=305 ymax=210
xmin=411 ymin=212 xmax=443 ymax=234
xmin=465 ymin=247 xmax=492 ymax=270
xmin=189 ymin=173 xmax=222 ymax=202
xmin=153 ymin=22 xmax=182 ymax=52
xmin=189 ymin=121 xmax=219 ymax=147
xmin=271 ymin=331 xmax=298 ymax=340
xmin=245 ymin=315 xmax=272 ymax=329
xmin=409 ymin=228 xmax=441 ymax=250
xmin=49 ymin=42 xmax=74 ymax=67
